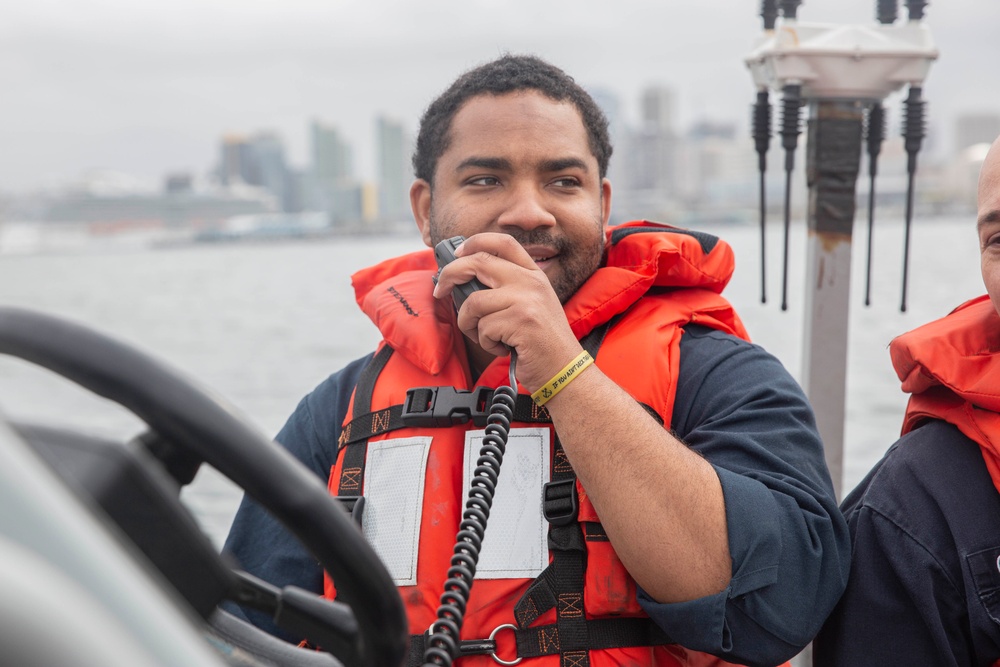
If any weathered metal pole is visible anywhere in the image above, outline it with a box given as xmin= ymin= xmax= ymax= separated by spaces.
xmin=800 ymin=100 xmax=863 ymax=499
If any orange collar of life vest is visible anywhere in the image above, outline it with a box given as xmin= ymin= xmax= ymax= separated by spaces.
xmin=891 ymin=294 xmax=1000 ymax=493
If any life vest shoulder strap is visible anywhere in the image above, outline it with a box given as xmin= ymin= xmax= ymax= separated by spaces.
xmin=405 ymin=617 xmax=674 ymax=666
xmin=335 ymin=344 xmax=394 ymax=498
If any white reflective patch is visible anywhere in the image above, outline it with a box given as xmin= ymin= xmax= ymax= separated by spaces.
xmin=463 ymin=427 xmax=550 ymax=579
xmin=362 ymin=437 xmax=431 ymax=586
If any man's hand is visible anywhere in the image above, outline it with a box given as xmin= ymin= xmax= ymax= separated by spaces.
xmin=432 ymin=232 xmax=584 ymax=393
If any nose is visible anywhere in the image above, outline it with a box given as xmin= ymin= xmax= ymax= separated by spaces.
xmin=495 ymin=182 xmax=557 ymax=232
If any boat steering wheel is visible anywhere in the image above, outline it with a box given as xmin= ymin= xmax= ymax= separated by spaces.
xmin=0 ymin=306 xmax=408 ymax=667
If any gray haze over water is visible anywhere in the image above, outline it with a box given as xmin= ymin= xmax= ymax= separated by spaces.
xmin=0 ymin=216 xmax=982 ymax=544
xmin=3 ymin=0 xmax=999 ymax=192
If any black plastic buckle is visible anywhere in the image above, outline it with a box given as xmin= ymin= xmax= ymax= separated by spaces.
xmin=337 ymin=496 xmax=365 ymax=527
xmin=401 ymin=386 xmax=491 ymax=427
xmin=542 ymin=479 xmax=578 ymax=526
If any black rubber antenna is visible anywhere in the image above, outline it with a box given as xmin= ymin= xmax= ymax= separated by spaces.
xmin=876 ymin=0 xmax=899 ymax=24
xmin=863 ymin=103 xmax=886 ymax=306
xmin=779 ymin=83 xmax=803 ymax=311
xmin=752 ymin=89 xmax=772 ymax=304
xmin=761 ymin=0 xmax=779 ymax=29
xmin=779 ymin=0 xmax=802 ymax=20
xmin=900 ymin=85 xmax=926 ymax=313
xmin=752 ymin=0 xmax=779 ymax=304
xmin=905 ymin=0 xmax=927 ymax=20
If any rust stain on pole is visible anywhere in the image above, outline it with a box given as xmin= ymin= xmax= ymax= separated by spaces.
xmin=811 ymin=229 xmax=853 ymax=253
xmin=811 ymin=230 xmax=854 ymax=288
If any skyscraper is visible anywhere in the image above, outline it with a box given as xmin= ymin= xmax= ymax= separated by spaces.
xmin=218 ymin=134 xmax=253 ymax=186
xmin=311 ymin=120 xmax=353 ymax=185
xmin=245 ymin=132 xmax=289 ymax=210
xmin=310 ymin=119 xmax=360 ymax=226
xmin=376 ymin=115 xmax=412 ymax=223
xmin=629 ymin=85 xmax=679 ymax=199
xmin=641 ymin=85 xmax=676 ymax=132
xmin=587 ymin=86 xmax=627 ymax=195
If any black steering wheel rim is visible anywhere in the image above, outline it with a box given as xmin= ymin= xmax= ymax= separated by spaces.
xmin=0 ymin=306 xmax=407 ymax=667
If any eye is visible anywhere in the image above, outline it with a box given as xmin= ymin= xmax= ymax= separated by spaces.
xmin=550 ymin=177 xmax=581 ymax=188
xmin=467 ymin=176 xmax=500 ymax=187
xmin=980 ymin=226 xmax=1000 ymax=249
xmin=982 ymin=236 xmax=1000 ymax=255
xmin=979 ymin=218 xmax=1000 ymax=249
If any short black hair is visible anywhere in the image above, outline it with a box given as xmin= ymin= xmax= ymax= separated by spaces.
xmin=412 ymin=54 xmax=613 ymax=184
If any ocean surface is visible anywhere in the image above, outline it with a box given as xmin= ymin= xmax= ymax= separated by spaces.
xmin=0 ymin=214 xmax=983 ymax=547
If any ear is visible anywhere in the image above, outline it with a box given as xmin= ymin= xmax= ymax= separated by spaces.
xmin=410 ymin=179 xmax=433 ymax=247
xmin=600 ymin=178 xmax=612 ymax=229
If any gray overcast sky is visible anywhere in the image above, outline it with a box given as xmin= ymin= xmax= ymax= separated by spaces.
xmin=2 ymin=0 xmax=998 ymax=193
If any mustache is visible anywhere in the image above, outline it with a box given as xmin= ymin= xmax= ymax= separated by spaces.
xmin=503 ymin=230 xmax=570 ymax=253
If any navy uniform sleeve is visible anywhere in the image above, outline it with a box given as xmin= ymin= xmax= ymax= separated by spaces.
xmin=637 ymin=325 xmax=850 ymax=667
xmin=221 ymin=354 xmax=373 ymax=641
xmin=814 ymin=421 xmax=1000 ymax=667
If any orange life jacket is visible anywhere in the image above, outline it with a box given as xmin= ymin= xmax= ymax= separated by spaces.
xmin=327 ymin=221 xmax=764 ymax=667
xmin=890 ymin=294 xmax=1000 ymax=495
xmin=891 ymin=296 xmax=1000 ymax=667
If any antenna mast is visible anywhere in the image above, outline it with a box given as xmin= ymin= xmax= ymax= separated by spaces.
xmin=745 ymin=0 xmax=937 ymax=497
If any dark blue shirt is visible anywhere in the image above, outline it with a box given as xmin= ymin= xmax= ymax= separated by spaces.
xmin=223 ymin=325 xmax=849 ymax=667
xmin=815 ymin=420 xmax=1000 ymax=666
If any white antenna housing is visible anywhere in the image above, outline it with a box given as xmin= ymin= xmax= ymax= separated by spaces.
xmin=746 ymin=20 xmax=938 ymax=101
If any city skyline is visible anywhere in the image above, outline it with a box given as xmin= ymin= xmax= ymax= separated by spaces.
xmin=12 ymin=84 xmax=995 ymax=232
xmin=3 ymin=0 xmax=999 ymax=196
xmin=8 ymin=81 xmax=997 ymax=200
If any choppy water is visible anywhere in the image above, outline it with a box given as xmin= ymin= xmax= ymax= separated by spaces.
xmin=0 ymin=215 xmax=983 ymax=545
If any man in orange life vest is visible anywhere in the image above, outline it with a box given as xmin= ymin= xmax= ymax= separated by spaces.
xmin=814 ymin=136 xmax=1000 ymax=665
xmin=224 ymin=54 xmax=849 ymax=667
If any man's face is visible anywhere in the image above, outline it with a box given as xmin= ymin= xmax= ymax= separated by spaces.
xmin=410 ymin=90 xmax=611 ymax=303
xmin=978 ymin=138 xmax=1000 ymax=315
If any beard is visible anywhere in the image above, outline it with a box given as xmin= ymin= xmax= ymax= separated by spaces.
xmin=428 ymin=209 xmax=606 ymax=304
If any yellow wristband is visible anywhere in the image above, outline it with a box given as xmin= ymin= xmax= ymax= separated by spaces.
xmin=530 ymin=351 xmax=594 ymax=407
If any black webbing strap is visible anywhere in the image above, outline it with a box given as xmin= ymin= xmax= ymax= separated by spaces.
xmin=404 ymin=617 xmax=673 ymax=667
xmin=338 ymin=392 xmax=553 ymax=448
xmin=581 ymin=522 xmax=608 ymax=542
xmin=514 ymin=617 xmax=674 ymax=659
xmin=514 ymin=437 xmax=588 ymax=667
xmin=336 ymin=344 xmax=394 ymax=498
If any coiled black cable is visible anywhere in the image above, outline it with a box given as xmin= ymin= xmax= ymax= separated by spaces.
xmin=421 ymin=352 xmax=519 ymax=667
